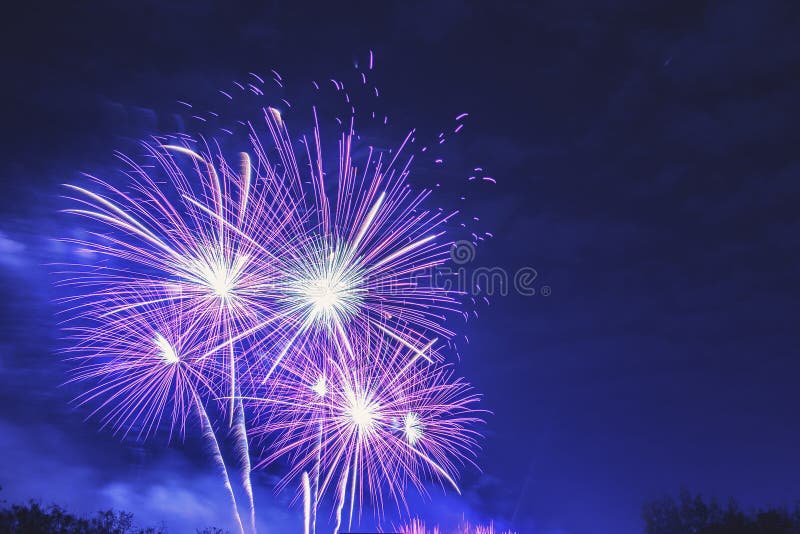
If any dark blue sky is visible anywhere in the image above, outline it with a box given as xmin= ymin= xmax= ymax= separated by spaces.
xmin=1 ymin=1 xmax=799 ymax=532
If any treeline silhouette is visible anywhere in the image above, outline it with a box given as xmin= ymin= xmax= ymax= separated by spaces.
xmin=0 ymin=501 xmax=165 ymax=534
xmin=644 ymin=490 xmax=800 ymax=534
xmin=0 ymin=488 xmax=226 ymax=534
xmin=5 ymin=486 xmax=800 ymax=533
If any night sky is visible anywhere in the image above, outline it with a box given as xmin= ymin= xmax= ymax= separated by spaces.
xmin=1 ymin=1 xmax=800 ymax=533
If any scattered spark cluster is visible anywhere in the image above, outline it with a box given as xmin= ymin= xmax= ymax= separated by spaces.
xmin=59 ymin=54 xmax=492 ymax=534
xmin=399 ymin=517 xmax=517 ymax=534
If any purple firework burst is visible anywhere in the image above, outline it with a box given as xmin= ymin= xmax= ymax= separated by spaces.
xmin=59 ymin=57 xmax=487 ymax=533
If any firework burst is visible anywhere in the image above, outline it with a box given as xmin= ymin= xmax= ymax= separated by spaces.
xmin=202 ymin=108 xmax=464 ymax=382
xmin=59 ymin=141 xmax=275 ymax=532
xmin=64 ymin=291 xmax=245 ymax=532
xmin=246 ymin=329 xmax=483 ymax=531
xmin=60 ymin=56 xmax=489 ymax=533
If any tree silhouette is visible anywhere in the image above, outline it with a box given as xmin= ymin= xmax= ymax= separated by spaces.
xmin=643 ymin=489 xmax=800 ymax=534
xmin=0 ymin=487 xmax=228 ymax=534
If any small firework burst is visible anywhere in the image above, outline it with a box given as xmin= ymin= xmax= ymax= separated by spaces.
xmin=65 ymin=291 xmax=217 ymax=441
xmin=247 ymin=329 xmax=483 ymax=528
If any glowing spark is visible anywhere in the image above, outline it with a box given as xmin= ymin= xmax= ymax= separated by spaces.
xmin=197 ymin=392 xmax=246 ymax=534
xmin=311 ymin=375 xmax=328 ymax=398
xmin=155 ymin=332 xmax=180 ymax=364
xmin=403 ymin=412 xmax=423 ymax=446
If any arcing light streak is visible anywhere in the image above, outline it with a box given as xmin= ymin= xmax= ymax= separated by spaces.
xmin=235 ymin=393 xmax=256 ymax=533
xmin=197 ymin=390 xmax=246 ymax=534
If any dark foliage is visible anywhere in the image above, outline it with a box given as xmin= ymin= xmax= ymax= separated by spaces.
xmin=644 ymin=490 xmax=800 ymax=534
xmin=0 ymin=488 xmax=226 ymax=534
xmin=0 ymin=500 xmax=161 ymax=534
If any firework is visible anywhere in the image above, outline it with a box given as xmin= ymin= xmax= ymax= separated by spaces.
xmin=202 ymin=108 xmax=463 ymax=382
xmin=61 ymin=56 xmax=488 ymax=533
xmin=64 ymin=291 xmax=245 ymax=533
xmin=246 ymin=329 xmax=483 ymax=531
xmin=60 ymin=140 xmax=275 ymax=530
xmin=61 ymin=141 xmax=276 ymax=396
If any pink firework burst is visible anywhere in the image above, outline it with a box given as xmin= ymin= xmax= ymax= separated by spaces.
xmin=60 ymin=56 xmax=489 ymax=533
xmin=65 ymin=289 xmax=247 ymax=532
xmin=206 ymin=108 xmax=464 ymax=381
xmin=247 ymin=328 xmax=484 ymax=530
xmin=65 ymin=290 xmax=216 ymax=441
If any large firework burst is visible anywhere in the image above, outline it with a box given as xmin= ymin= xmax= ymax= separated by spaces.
xmin=197 ymin=107 xmax=465 ymax=384
xmin=59 ymin=56 xmax=487 ymax=533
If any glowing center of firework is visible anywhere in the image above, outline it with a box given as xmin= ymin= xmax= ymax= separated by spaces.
xmin=183 ymin=250 xmax=247 ymax=303
xmin=403 ymin=412 xmax=424 ymax=445
xmin=154 ymin=333 xmax=179 ymax=364
xmin=287 ymin=244 xmax=364 ymax=327
xmin=311 ymin=375 xmax=328 ymax=397
xmin=202 ymin=260 xmax=236 ymax=299
xmin=300 ymin=268 xmax=362 ymax=323
xmin=306 ymin=276 xmax=346 ymax=312
xmin=347 ymin=392 xmax=380 ymax=435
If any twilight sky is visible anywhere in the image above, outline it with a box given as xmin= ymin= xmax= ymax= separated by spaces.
xmin=1 ymin=1 xmax=799 ymax=533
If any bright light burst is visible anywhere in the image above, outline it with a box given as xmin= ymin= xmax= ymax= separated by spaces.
xmin=63 ymin=291 xmax=246 ymax=532
xmin=288 ymin=242 xmax=365 ymax=328
xmin=212 ymin=107 xmax=464 ymax=381
xmin=65 ymin=294 xmax=214 ymax=441
xmin=60 ymin=55 xmax=489 ymax=533
xmin=247 ymin=330 xmax=483 ymax=529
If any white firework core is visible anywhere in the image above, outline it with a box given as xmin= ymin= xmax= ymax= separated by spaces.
xmin=204 ymin=260 xmax=236 ymax=299
xmin=311 ymin=375 xmax=328 ymax=398
xmin=403 ymin=412 xmax=423 ymax=445
xmin=305 ymin=276 xmax=347 ymax=315
xmin=183 ymin=248 xmax=248 ymax=303
xmin=346 ymin=391 xmax=379 ymax=435
xmin=154 ymin=333 xmax=180 ymax=364
xmin=285 ymin=245 xmax=365 ymax=329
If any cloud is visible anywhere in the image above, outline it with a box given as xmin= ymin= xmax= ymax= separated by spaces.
xmin=0 ymin=418 xmax=302 ymax=532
